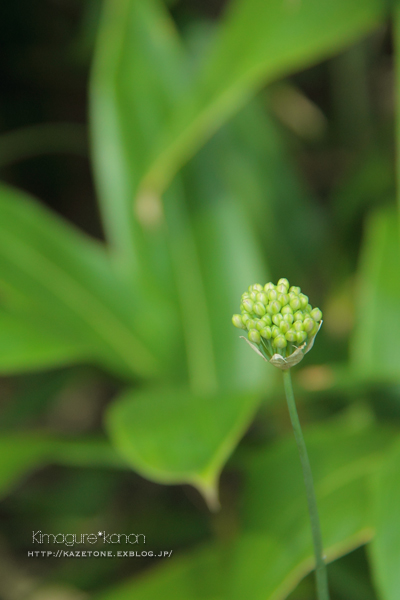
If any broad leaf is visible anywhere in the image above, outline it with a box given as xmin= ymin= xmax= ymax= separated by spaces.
xmin=105 ymin=387 xmax=262 ymax=508
xmin=95 ymin=417 xmax=394 ymax=600
xmin=90 ymin=0 xmax=186 ymax=269
xmin=235 ymin=418 xmax=394 ymax=599
xmin=0 ymin=183 xmax=163 ymax=379
xmin=369 ymin=438 xmax=400 ymax=600
xmin=0 ymin=435 xmax=125 ymax=500
xmin=350 ymin=207 xmax=400 ymax=382
xmin=0 ymin=309 xmax=88 ymax=374
xmin=139 ymin=0 xmax=386 ymax=197
xmin=95 ymin=544 xmax=222 ymax=600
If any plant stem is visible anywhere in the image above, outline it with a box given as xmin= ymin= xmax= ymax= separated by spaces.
xmin=282 ymin=369 xmax=330 ymax=600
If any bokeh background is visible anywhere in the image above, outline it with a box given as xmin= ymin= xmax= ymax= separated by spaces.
xmin=0 ymin=0 xmax=400 ymax=599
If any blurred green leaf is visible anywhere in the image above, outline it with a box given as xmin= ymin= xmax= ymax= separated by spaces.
xmin=0 ymin=123 xmax=87 ymax=167
xmin=90 ymin=0 xmax=186 ymax=269
xmin=164 ymin=145 xmax=272 ymax=394
xmin=0 ymin=435 xmax=53 ymax=500
xmin=229 ymin=418 xmax=394 ymax=599
xmin=369 ymin=438 xmax=400 ymax=600
xmin=105 ymin=387 xmax=262 ymax=508
xmin=95 ymin=544 xmax=222 ymax=600
xmin=0 ymin=183 xmax=162 ymax=379
xmin=0 ymin=434 xmax=125 ymax=500
xmin=139 ymin=0 xmax=386 ymax=197
xmin=350 ymin=207 xmax=400 ymax=382
xmin=96 ymin=417 xmax=394 ymax=600
xmin=0 ymin=309 xmax=89 ymax=374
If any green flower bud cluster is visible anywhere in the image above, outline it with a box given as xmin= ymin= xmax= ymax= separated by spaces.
xmin=232 ymin=279 xmax=322 ymax=361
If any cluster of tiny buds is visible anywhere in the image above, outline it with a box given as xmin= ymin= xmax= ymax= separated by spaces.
xmin=232 ymin=278 xmax=322 ymax=358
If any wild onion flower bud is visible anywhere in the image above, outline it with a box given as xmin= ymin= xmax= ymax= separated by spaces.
xmin=273 ymin=335 xmax=287 ymax=349
xmin=268 ymin=289 xmax=278 ymax=301
xmin=290 ymin=297 xmax=301 ymax=311
xmin=311 ymin=308 xmax=322 ymax=321
xmin=242 ymin=299 xmax=253 ymax=313
xmin=278 ymin=278 xmax=289 ymax=288
xmin=260 ymin=326 xmax=272 ymax=339
xmin=279 ymin=320 xmax=290 ymax=334
xmin=232 ymin=279 xmax=322 ymax=369
xmin=248 ymin=329 xmax=261 ymax=344
xmin=232 ymin=314 xmax=246 ymax=329
xmin=252 ymin=284 xmax=264 ymax=292
xmin=283 ymin=313 xmax=294 ymax=325
xmin=272 ymin=314 xmax=283 ymax=326
xmin=254 ymin=302 xmax=266 ymax=316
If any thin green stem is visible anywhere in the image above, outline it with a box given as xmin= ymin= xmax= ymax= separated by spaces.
xmin=282 ymin=369 xmax=330 ymax=600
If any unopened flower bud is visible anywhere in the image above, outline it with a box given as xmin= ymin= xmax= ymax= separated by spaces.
xmin=283 ymin=313 xmax=294 ymax=325
xmin=261 ymin=314 xmax=272 ymax=326
xmin=256 ymin=292 xmax=268 ymax=304
xmin=290 ymin=297 xmax=301 ymax=311
xmin=276 ymin=284 xmax=288 ymax=294
xmin=264 ymin=282 xmax=275 ymax=291
xmin=242 ymin=299 xmax=254 ymax=313
xmin=268 ymin=289 xmax=278 ymax=301
xmin=278 ymin=293 xmax=289 ymax=306
xmin=271 ymin=325 xmax=280 ymax=338
xmin=296 ymin=331 xmax=307 ymax=344
xmin=299 ymin=294 xmax=308 ymax=309
xmin=311 ymin=308 xmax=322 ymax=321
xmin=303 ymin=317 xmax=314 ymax=333
xmin=246 ymin=319 xmax=257 ymax=331
xmin=272 ymin=313 xmax=283 ymax=325
xmin=253 ymin=302 xmax=265 ymax=317
xmin=253 ymin=283 xmax=264 ymax=292
xmin=294 ymin=320 xmax=304 ymax=332
xmin=241 ymin=313 xmax=250 ymax=325
xmin=277 ymin=278 xmax=289 ymax=288
xmin=290 ymin=286 xmax=301 ymax=295
xmin=294 ymin=311 xmax=304 ymax=322
xmin=273 ymin=335 xmax=287 ymax=349
xmin=260 ymin=326 xmax=272 ymax=339
xmin=232 ymin=314 xmax=245 ymax=329
xmin=282 ymin=305 xmax=293 ymax=315
xmin=248 ymin=329 xmax=261 ymax=344
xmin=254 ymin=302 xmax=266 ymax=316
xmin=285 ymin=329 xmax=297 ymax=342
xmin=270 ymin=301 xmax=282 ymax=314
xmin=280 ymin=320 xmax=290 ymax=334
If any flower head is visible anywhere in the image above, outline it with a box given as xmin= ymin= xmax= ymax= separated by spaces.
xmin=232 ymin=278 xmax=322 ymax=370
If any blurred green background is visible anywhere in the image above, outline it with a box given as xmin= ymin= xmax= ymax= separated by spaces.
xmin=1 ymin=0 xmax=400 ymax=598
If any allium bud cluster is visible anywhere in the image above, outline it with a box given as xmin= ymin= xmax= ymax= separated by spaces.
xmin=232 ymin=278 xmax=322 ymax=363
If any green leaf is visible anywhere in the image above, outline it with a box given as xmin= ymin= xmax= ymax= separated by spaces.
xmin=234 ymin=418 xmax=394 ymax=599
xmin=0 ymin=434 xmax=125 ymax=500
xmin=105 ymin=387 xmax=262 ymax=508
xmin=90 ymin=0 xmax=186 ymax=267
xmin=94 ymin=417 xmax=393 ymax=600
xmin=350 ymin=207 xmax=400 ymax=382
xmin=0 ymin=183 xmax=161 ymax=379
xmin=139 ymin=0 xmax=386 ymax=197
xmin=369 ymin=437 xmax=400 ymax=600
xmin=0 ymin=435 xmax=53 ymax=500
xmin=0 ymin=309 xmax=89 ymax=374
xmin=95 ymin=544 xmax=223 ymax=600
